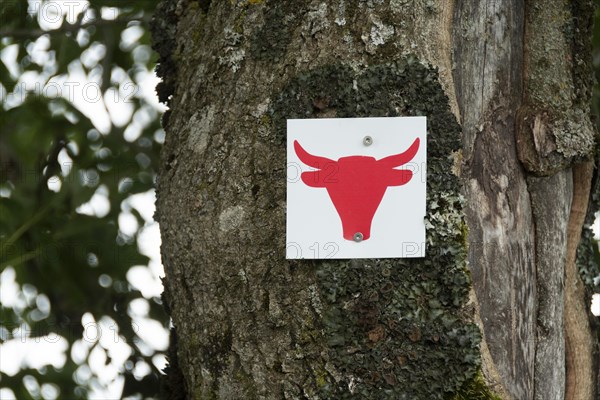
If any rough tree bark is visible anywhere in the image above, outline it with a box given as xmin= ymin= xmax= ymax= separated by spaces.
xmin=151 ymin=1 xmax=599 ymax=399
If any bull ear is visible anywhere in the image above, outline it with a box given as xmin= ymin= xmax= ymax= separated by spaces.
xmin=378 ymin=138 xmax=420 ymax=168
xmin=294 ymin=140 xmax=335 ymax=169
xmin=386 ymin=169 xmax=414 ymax=186
xmin=301 ymin=171 xmax=327 ymax=187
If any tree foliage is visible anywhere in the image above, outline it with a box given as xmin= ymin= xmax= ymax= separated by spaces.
xmin=0 ymin=1 xmax=167 ymax=399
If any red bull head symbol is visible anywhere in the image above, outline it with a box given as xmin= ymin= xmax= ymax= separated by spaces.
xmin=294 ymin=138 xmax=420 ymax=241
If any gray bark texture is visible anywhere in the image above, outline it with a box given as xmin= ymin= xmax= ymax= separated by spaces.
xmin=151 ymin=0 xmax=600 ymax=399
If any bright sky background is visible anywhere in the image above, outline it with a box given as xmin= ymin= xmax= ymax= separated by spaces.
xmin=0 ymin=2 xmax=168 ymax=399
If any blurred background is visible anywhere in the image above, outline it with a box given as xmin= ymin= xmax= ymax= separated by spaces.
xmin=0 ymin=1 xmax=167 ymax=399
xmin=1 ymin=1 xmax=600 ymax=400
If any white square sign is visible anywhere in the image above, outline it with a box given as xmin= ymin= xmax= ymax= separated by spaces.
xmin=286 ymin=117 xmax=426 ymax=259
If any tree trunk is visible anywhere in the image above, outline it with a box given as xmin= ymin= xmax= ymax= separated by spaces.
xmin=151 ymin=1 xmax=599 ymax=399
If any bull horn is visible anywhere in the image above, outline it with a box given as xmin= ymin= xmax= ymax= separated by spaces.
xmin=294 ymin=140 xmax=335 ymax=169
xmin=378 ymin=138 xmax=420 ymax=168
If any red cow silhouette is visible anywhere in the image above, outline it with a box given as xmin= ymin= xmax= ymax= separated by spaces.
xmin=294 ymin=138 xmax=420 ymax=241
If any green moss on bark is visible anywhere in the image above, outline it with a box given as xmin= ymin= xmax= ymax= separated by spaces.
xmin=271 ymin=59 xmax=491 ymax=399
xmin=448 ymin=372 xmax=502 ymax=400
xmin=249 ymin=1 xmax=308 ymax=61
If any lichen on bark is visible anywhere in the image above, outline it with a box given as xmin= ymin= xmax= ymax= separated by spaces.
xmin=151 ymin=0 xmax=545 ymax=398
xmin=270 ymin=60 xmax=483 ymax=399
xmin=515 ymin=0 xmax=596 ymax=176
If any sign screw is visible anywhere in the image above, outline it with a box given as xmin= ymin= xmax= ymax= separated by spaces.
xmin=363 ymin=136 xmax=373 ymax=146
xmin=353 ymin=232 xmax=364 ymax=242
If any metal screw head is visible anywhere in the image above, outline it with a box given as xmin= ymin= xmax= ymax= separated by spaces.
xmin=363 ymin=136 xmax=373 ymax=146
xmin=353 ymin=232 xmax=364 ymax=242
